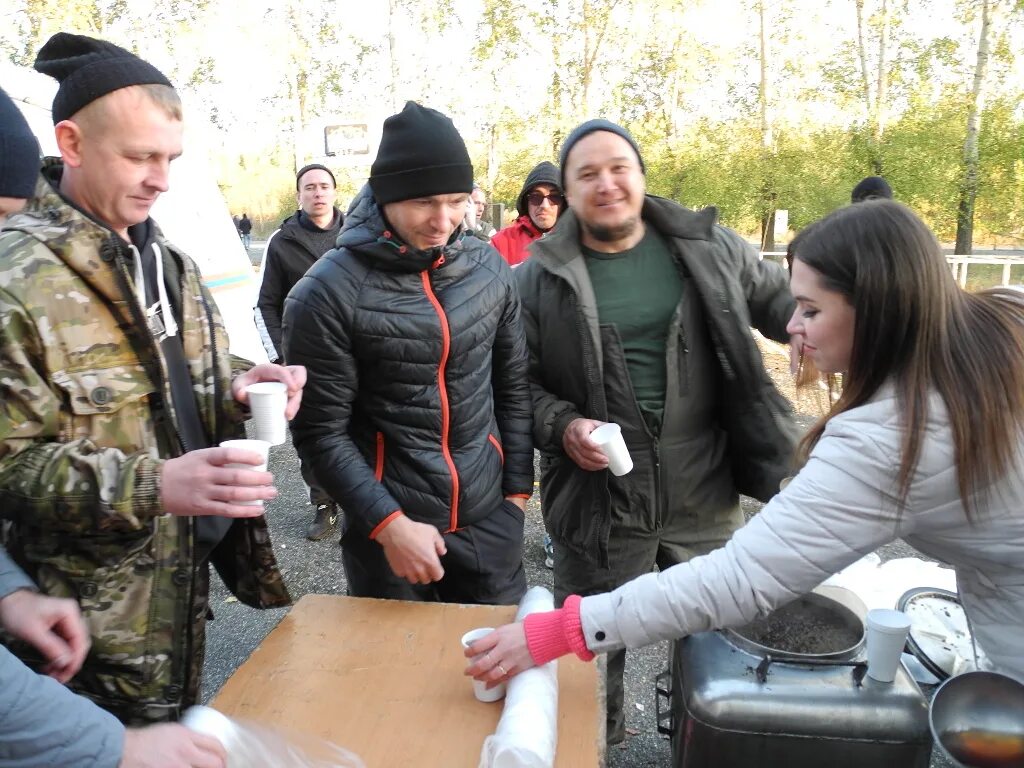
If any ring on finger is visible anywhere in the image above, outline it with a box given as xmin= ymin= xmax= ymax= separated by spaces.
xmin=497 ymin=663 xmax=508 ymax=677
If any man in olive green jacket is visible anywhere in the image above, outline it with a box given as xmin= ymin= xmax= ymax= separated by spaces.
xmin=515 ymin=120 xmax=798 ymax=745
xmin=0 ymin=33 xmax=298 ymax=724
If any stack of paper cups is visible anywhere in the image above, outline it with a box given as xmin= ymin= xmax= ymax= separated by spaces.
xmin=246 ymin=382 xmax=288 ymax=445
xmin=589 ymin=423 xmax=633 ymax=476
xmin=865 ymin=608 xmax=912 ymax=682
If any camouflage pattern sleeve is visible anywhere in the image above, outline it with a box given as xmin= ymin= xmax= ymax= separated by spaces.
xmin=0 ymin=288 xmax=164 ymax=532
xmin=227 ymin=352 xmax=254 ymax=416
xmin=229 ymin=354 xmax=254 ymax=382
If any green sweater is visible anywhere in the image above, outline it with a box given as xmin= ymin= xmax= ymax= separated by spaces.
xmin=583 ymin=228 xmax=682 ymax=430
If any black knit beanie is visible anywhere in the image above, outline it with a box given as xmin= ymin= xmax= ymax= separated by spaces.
xmin=558 ymin=119 xmax=645 ymax=188
xmin=515 ymin=161 xmax=561 ymax=216
xmin=851 ymin=176 xmax=893 ymax=203
xmin=296 ymin=163 xmax=336 ymax=190
xmin=0 ymin=88 xmax=41 ymax=199
xmin=369 ymin=102 xmax=473 ymax=205
xmin=33 ymin=32 xmax=173 ymax=124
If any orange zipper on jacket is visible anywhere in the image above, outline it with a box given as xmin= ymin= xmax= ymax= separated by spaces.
xmin=488 ymin=433 xmax=504 ymax=465
xmin=421 ymin=268 xmax=460 ymax=532
xmin=374 ymin=431 xmax=385 ymax=481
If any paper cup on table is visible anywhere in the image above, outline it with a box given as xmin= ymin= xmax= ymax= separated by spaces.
xmin=865 ymin=608 xmax=911 ymax=682
xmin=589 ymin=423 xmax=633 ymax=476
xmin=461 ymin=627 xmax=506 ymax=703
xmin=219 ymin=439 xmax=271 ymax=507
xmin=245 ymin=381 xmax=288 ymax=445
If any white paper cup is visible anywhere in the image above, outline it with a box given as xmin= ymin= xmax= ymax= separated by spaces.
xmin=865 ymin=608 xmax=912 ymax=682
xmin=219 ymin=439 xmax=271 ymax=507
xmin=461 ymin=627 xmax=506 ymax=703
xmin=245 ymin=381 xmax=288 ymax=445
xmin=589 ymin=423 xmax=633 ymax=476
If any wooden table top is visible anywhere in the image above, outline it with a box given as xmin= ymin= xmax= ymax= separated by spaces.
xmin=213 ymin=594 xmax=604 ymax=767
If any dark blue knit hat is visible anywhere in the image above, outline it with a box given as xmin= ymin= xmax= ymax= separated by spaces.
xmin=558 ymin=119 xmax=645 ymax=188
xmin=369 ymin=102 xmax=473 ymax=205
xmin=34 ymin=32 xmax=173 ymax=124
xmin=851 ymin=176 xmax=893 ymax=203
xmin=296 ymin=163 xmax=336 ymax=190
xmin=0 ymin=87 xmax=41 ymax=199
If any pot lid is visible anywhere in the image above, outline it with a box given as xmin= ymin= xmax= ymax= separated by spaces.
xmin=897 ymin=587 xmax=989 ymax=682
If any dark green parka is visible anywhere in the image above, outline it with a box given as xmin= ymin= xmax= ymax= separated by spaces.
xmin=516 ymin=195 xmax=800 ymax=567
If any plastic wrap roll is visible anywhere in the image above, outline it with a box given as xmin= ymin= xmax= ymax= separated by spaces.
xmin=183 ymin=706 xmax=366 ymax=767
xmin=479 ymin=586 xmax=559 ymax=768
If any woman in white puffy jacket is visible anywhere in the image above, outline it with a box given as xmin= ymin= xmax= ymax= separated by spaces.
xmin=467 ymin=199 xmax=1024 ymax=684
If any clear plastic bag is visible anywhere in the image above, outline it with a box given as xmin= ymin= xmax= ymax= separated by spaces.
xmin=183 ymin=706 xmax=366 ymax=768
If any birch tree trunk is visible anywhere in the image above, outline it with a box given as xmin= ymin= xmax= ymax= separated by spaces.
xmin=759 ymin=0 xmax=776 ymax=252
xmin=855 ymin=0 xmax=872 ymax=118
xmin=954 ymin=0 xmax=998 ymax=255
xmin=855 ymin=0 xmax=888 ymax=174
xmin=873 ymin=0 xmax=889 ymax=150
xmin=387 ymin=0 xmax=401 ymax=113
xmin=581 ymin=0 xmax=624 ymax=117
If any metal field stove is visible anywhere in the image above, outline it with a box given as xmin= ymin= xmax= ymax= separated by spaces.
xmin=656 ymin=586 xmax=933 ymax=767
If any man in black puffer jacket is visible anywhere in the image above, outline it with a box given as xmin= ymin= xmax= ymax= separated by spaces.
xmin=284 ymin=102 xmax=533 ymax=605
xmin=257 ymin=163 xmax=344 ymax=542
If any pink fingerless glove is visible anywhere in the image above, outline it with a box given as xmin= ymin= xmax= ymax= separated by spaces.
xmin=523 ymin=594 xmax=596 ymax=665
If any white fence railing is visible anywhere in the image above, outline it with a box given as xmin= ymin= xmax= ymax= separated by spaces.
xmin=946 ymin=255 xmax=1024 ymax=287
xmin=760 ymin=251 xmax=1024 ymax=287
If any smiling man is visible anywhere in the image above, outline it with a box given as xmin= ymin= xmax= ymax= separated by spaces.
xmin=0 ymin=33 xmax=295 ymax=724
xmin=284 ymin=102 xmax=534 ymax=605
xmin=514 ymin=119 xmax=799 ymax=746
xmin=257 ymin=163 xmax=343 ymax=541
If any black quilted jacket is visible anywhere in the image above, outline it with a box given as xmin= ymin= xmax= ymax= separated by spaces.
xmin=283 ymin=189 xmax=534 ymax=537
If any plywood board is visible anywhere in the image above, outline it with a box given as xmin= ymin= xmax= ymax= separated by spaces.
xmin=213 ymin=595 xmax=604 ymax=767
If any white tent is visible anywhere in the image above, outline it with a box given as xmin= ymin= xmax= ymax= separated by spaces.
xmin=1 ymin=63 xmax=268 ymax=364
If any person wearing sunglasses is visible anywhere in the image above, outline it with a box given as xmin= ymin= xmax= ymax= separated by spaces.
xmin=491 ymin=161 xmax=564 ymax=267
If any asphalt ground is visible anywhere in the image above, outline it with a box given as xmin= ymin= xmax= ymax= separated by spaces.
xmin=201 ymin=418 xmax=954 ymax=767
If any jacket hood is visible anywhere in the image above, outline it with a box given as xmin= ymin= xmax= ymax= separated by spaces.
xmin=277 ymin=207 xmax=342 ymax=239
xmin=3 ymin=158 xmax=171 ymax=310
xmin=516 ymin=161 xmax=561 ymax=216
xmin=337 ymin=182 xmax=470 ymax=273
xmin=276 ymin=209 xmax=301 ymax=235
xmin=530 ymin=195 xmax=718 ymax=270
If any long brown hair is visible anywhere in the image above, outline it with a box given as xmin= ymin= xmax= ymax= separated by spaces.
xmin=792 ymin=200 xmax=1024 ymax=518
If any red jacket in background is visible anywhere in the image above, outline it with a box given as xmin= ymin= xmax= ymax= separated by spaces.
xmin=491 ymin=215 xmax=543 ymax=267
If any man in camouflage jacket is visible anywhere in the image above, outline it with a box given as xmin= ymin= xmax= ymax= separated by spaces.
xmin=0 ymin=33 xmax=295 ymax=724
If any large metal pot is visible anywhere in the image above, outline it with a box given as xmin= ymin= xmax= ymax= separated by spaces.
xmin=725 ymin=584 xmax=867 ymax=660
xmin=662 ymin=586 xmax=932 ymax=768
